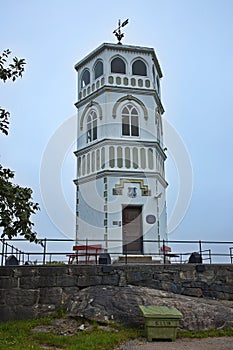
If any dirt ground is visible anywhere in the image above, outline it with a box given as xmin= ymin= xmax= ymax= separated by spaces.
xmin=115 ymin=337 xmax=233 ymax=350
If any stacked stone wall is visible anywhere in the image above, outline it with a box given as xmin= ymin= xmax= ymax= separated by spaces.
xmin=0 ymin=264 xmax=233 ymax=321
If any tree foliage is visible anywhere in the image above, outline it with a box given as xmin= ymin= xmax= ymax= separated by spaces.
xmin=0 ymin=49 xmax=40 ymax=244
xmin=0 ymin=49 xmax=26 ymax=135
xmin=0 ymin=165 xmax=40 ymax=242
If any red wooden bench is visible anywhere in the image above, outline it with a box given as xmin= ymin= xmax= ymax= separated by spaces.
xmin=67 ymin=244 xmax=102 ymax=264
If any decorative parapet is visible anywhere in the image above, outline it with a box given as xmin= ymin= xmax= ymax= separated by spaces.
xmin=112 ymin=178 xmax=151 ymax=196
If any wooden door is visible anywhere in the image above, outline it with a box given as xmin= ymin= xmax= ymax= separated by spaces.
xmin=122 ymin=206 xmax=143 ymax=254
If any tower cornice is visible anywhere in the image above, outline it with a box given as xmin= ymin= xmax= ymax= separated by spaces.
xmin=74 ymin=85 xmax=165 ymax=114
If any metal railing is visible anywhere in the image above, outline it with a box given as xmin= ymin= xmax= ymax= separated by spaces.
xmin=1 ymin=238 xmax=233 ymax=266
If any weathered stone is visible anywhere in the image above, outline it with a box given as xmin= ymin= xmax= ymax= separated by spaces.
xmin=20 ymin=276 xmax=40 ymax=289
xmin=39 ymin=287 xmax=62 ymax=305
xmin=0 ymin=267 xmax=15 ymax=276
xmin=13 ymin=267 xmax=39 ymax=277
xmin=0 ymin=276 xmax=18 ymax=289
xmin=182 ymin=287 xmax=203 ymax=297
xmin=0 ymin=305 xmax=34 ymax=321
xmin=38 ymin=266 xmax=67 ymax=276
xmin=1 ymin=264 xmax=233 ymax=323
xmin=38 ymin=275 xmax=57 ymax=287
xmin=67 ymin=285 xmax=233 ymax=331
xmin=56 ymin=275 xmax=77 ymax=287
xmin=179 ymin=270 xmax=195 ymax=280
xmin=0 ymin=289 xmax=5 ymax=305
xmin=101 ymin=273 xmax=119 ymax=285
xmin=161 ymin=281 xmax=181 ymax=294
xmin=6 ymin=289 xmax=39 ymax=306
xmin=37 ymin=303 xmax=56 ymax=317
xmin=77 ymin=275 xmax=102 ymax=287
xmin=126 ymin=271 xmax=152 ymax=284
xmin=154 ymin=273 xmax=171 ymax=281
xmin=0 ymin=306 xmax=14 ymax=321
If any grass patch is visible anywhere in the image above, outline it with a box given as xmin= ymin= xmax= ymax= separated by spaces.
xmin=32 ymin=328 xmax=141 ymax=350
xmin=0 ymin=316 xmax=142 ymax=350
xmin=0 ymin=317 xmax=52 ymax=350
xmin=177 ymin=327 xmax=233 ymax=339
xmin=1 ymin=315 xmax=233 ymax=350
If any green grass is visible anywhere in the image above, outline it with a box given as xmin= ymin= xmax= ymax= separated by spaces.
xmin=0 ymin=317 xmax=51 ymax=350
xmin=177 ymin=328 xmax=233 ymax=339
xmin=1 ymin=315 xmax=233 ymax=350
xmin=0 ymin=316 xmax=142 ymax=350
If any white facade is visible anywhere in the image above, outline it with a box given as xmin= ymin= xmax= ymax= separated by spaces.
xmin=74 ymin=43 xmax=168 ymax=258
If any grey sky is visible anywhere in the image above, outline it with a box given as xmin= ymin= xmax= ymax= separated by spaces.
xmin=1 ymin=0 xmax=233 ymax=247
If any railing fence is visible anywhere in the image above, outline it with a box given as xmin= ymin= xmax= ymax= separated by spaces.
xmin=0 ymin=238 xmax=233 ymax=266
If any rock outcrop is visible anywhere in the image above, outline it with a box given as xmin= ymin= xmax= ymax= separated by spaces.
xmin=67 ymin=285 xmax=233 ymax=331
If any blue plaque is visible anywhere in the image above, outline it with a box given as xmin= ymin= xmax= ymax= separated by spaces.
xmin=146 ymin=215 xmax=156 ymax=224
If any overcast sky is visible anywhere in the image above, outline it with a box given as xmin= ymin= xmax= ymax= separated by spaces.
xmin=1 ymin=0 xmax=233 ymax=253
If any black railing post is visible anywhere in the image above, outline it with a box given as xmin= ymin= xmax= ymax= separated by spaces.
xmin=85 ymin=239 xmax=88 ymax=264
xmin=230 ymin=248 xmax=233 ymax=264
xmin=163 ymin=239 xmax=166 ymax=264
xmin=43 ymin=238 xmax=47 ymax=265
xmin=5 ymin=243 xmax=8 ymax=261
xmin=209 ymin=249 xmax=212 ymax=264
xmin=199 ymin=240 xmax=202 ymax=260
xmin=22 ymin=251 xmax=24 ymax=265
xmin=1 ymin=239 xmax=5 ymax=266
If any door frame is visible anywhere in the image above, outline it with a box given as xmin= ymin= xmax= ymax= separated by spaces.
xmin=122 ymin=204 xmax=143 ymax=254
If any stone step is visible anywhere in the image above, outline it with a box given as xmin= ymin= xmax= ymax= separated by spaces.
xmin=117 ymin=255 xmax=158 ymax=263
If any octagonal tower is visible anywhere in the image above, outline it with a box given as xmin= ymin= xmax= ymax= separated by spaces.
xmin=74 ymin=42 xmax=168 ymax=259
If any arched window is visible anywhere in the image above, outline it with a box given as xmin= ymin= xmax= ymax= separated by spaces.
xmin=152 ymin=65 xmax=156 ymax=89
xmin=122 ymin=104 xmax=139 ymax=137
xmin=87 ymin=110 xmax=97 ymax=143
xmin=81 ymin=69 xmax=90 ymax=88
xmin=111 ymin=57 xmax=126 ymax=74
xmin=94 ymin=60 xmax=103 ymax=79
xmin=132 ymin=59 xmax=147 ymax=76
xmin=156 ymin=76 xmax=160 ymax=95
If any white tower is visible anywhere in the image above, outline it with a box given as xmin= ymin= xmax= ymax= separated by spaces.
xmin=74 ymin=37 xmax=168 ymax=259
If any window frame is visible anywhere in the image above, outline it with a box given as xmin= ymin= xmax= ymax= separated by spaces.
xmin=86 ymin=110 xmax=98 ymax=143
xmin=94 ymin=60 xmax=104 ymax=80
xmin=111 ymin=56 xmax=126 ymax=74
xmin=121 ymin=104 xmax=140 ymax=137
xmin=81 ymin=69 xmax=90 ymax=88
xmin=132 ymin=59 xmax=147 ymax=76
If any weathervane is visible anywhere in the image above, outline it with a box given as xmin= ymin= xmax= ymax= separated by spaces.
xmin=113 ymin=19 xmax=129 ymax=45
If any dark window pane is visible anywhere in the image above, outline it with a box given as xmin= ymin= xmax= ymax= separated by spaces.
xmin=87 ymin=111 xmax=97 ymax=143
xmin=132 ymin=60 xmax=147 ymax=76
xmin=94 ymin=61 xmax=103 ymax=79
xmin=81 ymin=69 xmax=90 ymax=87
xmin=87 ymin=130 xmax=91 ymax=142
xmin=156 ymin=76 xmax=160 ymax=95
xmin=93 ymin=118 xmax=97 ymax=140
xmin=131 ymin=115 xmax=139 ymax=136
xmin=122 ymin=116 xmax=130 ymax=135
xmin=111 ymin=57 xmax=126 ymax=74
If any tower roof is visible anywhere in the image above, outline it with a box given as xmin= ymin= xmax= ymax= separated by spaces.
xmin=74 ymin=43 xmax=163 ymax=78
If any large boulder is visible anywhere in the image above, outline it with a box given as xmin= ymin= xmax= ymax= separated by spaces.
xmin=67 ymin=285 xmax=233 ymax=331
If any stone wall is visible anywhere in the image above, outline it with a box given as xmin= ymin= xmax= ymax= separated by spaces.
xmin=0 ymin=264 xmax=233 ymax=322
